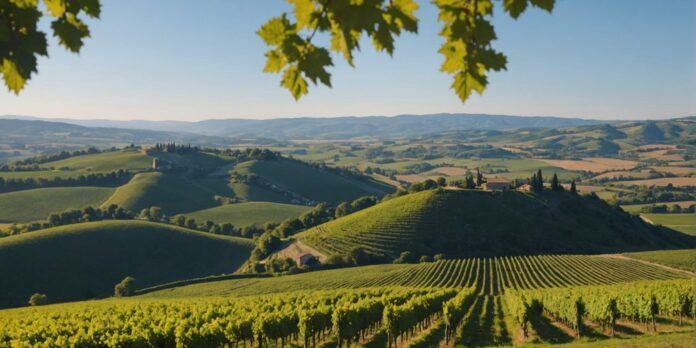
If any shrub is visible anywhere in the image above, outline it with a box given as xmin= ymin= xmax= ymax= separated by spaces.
xmin=419 ymin=255 xmax=433 ymax=263
xmin=114 ymin=277 xmax=136 ymax=297
xmin=28 ymin=293 xmax=48 ymax=306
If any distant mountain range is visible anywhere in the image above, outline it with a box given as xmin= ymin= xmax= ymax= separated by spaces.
xmin=2 ymin=113 xmax=609 ymax=139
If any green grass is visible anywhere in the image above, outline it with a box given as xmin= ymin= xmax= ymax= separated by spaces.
xmin=234 ymin=158 xmax=393 ymax=204
xmin=297 ymin=189 xmax=696 ymax=259
xmin=188 ymin=201 xmax=311 ymax=227
xmin=101 ymin=172 xmax=219 ymax=215
xmin=44 ymin=148 xmax=153 ymax=172
xmin=143 ymin=255 xmax=686 ymax=298
xmin=520 ymin=332 xmax=693 ymax=347
xmin=623 ymin=249 xmax=696 ymax=272
xmin=0 ymin=187 xmax=115 ymax=222
xmin=0 ymin=220 xmax=253 ymax=308
xmin=642 ymin=214 xmax=694 ymax=226
xmin=667 ymin=225 xmax=696 ymax=235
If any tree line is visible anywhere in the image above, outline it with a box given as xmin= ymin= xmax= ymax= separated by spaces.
xmin=2 ymin=204 xmax=135 ymax=236
xmin=0 ymin=170 xmax=132 ymax=194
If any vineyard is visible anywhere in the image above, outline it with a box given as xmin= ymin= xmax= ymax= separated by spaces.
xmin=1 ymin=279 xmax=692 ymax=347
xmin=297 ymin=189 xmax=695 ymax=259
xmin=143 ymin=255 xmax=687 ymax=298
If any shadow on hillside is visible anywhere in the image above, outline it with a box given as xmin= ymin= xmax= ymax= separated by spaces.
xmin=529 ymin=315 xmax=574 ymax=344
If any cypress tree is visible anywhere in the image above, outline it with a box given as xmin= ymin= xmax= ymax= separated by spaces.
xmin=551 ymin=173 xmax=560 ymax=191
xmin=536 ymin=169 xmax=544 ymax=191
xmin=476 ymin=169 xmax=484 ymax=186
xmin=570 ymin=180 xmax=577 ymax=194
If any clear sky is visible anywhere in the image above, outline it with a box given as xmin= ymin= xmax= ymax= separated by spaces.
xmin=0 ymin=0 xmax=694 ymax=121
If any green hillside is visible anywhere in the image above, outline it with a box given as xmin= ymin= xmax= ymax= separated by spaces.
xmin=44 ymin=148 xmax=153 ymax=172
xmin=0 ymin=187 xmax=115 ymax=222
xmin=188 ymin=202 xmax=311 ymax=227
xmin=298 ymin=189 xmax=696 ymax=259
xmin=233 ymin=158 xmax=392 ymax=204
xmin=101 ymin=172 xmax=218 ymax=215
xmin=0 ymin=220 xmax=253 ymax=308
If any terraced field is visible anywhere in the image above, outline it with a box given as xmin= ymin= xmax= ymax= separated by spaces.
xmin=144 ymin=255 xmax=686 ymax=298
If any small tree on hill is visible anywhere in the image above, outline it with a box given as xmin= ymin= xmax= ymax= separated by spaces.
xmin=114 ymin=277 xmax=136 ymax=297
xmin=335 ymin=202 xmax=352 ymax=218
xmin=464 ymin=173 xmax=476 ymax=189
xmin=28 ymin=293 xmax=48 ymax=306
xmin=437 ymin=177 xmax=447 ymax=187
xmin=173 ymin=214 xmax=186 ymax=226
xmin=570 ymin=180 xmax=577 ymax=194
xmin=536 ymin=169 xmax=544 ymax=191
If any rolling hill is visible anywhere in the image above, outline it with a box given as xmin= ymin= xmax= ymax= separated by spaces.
xmin=188 ymin=202 xmax=311 ymax=227
xmin=0 ymin=220 xmax=253 ymax=308
xmin=44 ymin=148 xmax=153 ymax=172
xmin=232 ymin=158 xmax=392 ymax=204
xmin=101 ymin=172 xmax=220 ymax=215
xmin=0 ymin=187 xmax=115 ymax=223
xmin=297 ymin=189 xmax=696 ymax=259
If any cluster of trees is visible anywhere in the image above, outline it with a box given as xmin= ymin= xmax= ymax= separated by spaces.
xmin=363 ymin=166 xmax=398 ymax=179
xmin=148 ymin=143 xmax=199 ymax=154
xmin=528 ymin=170 xmax=576 ymax=193
xmin=640 ymin=204 xmax=695 ymax=214
xmin=251 ymin=196 xmax=382 ymax=262
xmin=451 ymin=169 xmax=485 ymax=189
xmin=0 ymin=164 xmax=44 ymax=172
xmin=2 ymin=204 xmax=134 ymax=236
xmin=611 ymin=185 xmax=693 ymax=205
xmin=229 ymin=171 xmax=258 ymax=184
xmin=210 ymin=148 xmax=279 ymax=161
xmin=0 ymin=170 xmax=131 ymax=193
xmin=250 ymin=257 xmax=301 ymax=275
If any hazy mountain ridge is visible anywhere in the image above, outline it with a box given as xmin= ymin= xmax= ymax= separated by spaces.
xmin=3 ymin=113 xmax=608 ymax=139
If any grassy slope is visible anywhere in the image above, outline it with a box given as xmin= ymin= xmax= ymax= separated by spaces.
xmin=623 ymin=249 xmax=696 ymax=272
xmin=45 ymin=148 xmax=153 ymax=171
xmin=234 ymin=158 xmax=393 ymax=204
xmin=297 ymin=189 xmax=696 ymax=258
xmin=0 ymin=220 xmax=253 ymax=308
xmin=642 ymin=213 xmax=694 ymax=226
xmin=101 ymin=172 xmax=219 ymax=215
xmin=188 ymin=202 xmax=311 ymax=227
xmin=0 ymin=187 xmax=115 ymax=222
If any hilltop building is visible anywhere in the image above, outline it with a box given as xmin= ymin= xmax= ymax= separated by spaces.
xmin=483 ymin=178 xmax=510 ymax=191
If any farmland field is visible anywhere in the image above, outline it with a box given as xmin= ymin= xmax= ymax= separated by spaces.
xmin=188 ymin=201 xmax=311 ymax=227
xmin=623 ymin=249 xmax=696 ymax=272
xmin=621 ymin=201 xmax=695 ymax=214
xmin=0 ymin=187 xmax=115 ymax=222
xmin=613 ymin=177 xmax=696 ymax=187
xmin=539 ymin=157 xmax=638 ymax=173
xmin=642 ymin=214 xmax=694 ymax=226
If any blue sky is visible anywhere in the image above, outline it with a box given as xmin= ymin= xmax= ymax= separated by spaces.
xmin=1 ymin=0 xmax=694 ymax=121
